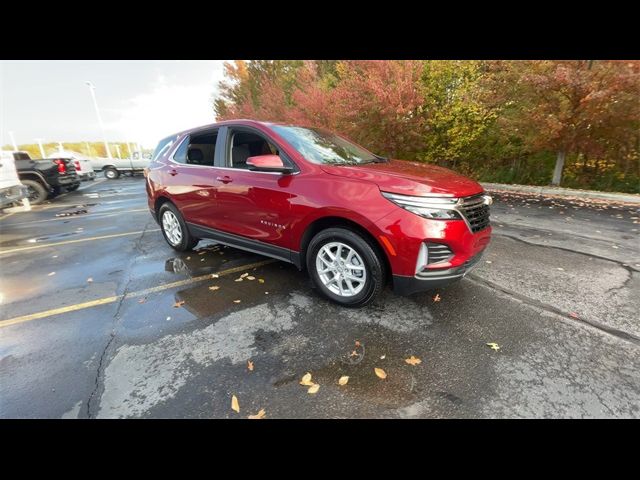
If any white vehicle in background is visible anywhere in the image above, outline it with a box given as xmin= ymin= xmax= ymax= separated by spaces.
xmin=90 ymin=151 xmax=150 ymax=179
xmin=0 ymin=151 xmax=29 ymax=209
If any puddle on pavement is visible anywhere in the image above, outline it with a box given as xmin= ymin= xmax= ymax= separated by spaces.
xmin=26 ymin=230 xmax=85 ymax=243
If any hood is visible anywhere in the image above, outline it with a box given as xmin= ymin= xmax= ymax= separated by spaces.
xmin=320 ymin=159 xmax=484 ymax=197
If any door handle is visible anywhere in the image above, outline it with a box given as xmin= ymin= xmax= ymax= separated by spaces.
xmin=169 ymin=169 xmax=178 ymax=176
xmin=216 ymin=176 xmax=233 ymax=184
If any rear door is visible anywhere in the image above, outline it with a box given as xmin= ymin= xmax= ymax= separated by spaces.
xmin=207 ymin=126 xmax=296 ymax=252
xmin=162 ymin=128 xmax=222 ymax=228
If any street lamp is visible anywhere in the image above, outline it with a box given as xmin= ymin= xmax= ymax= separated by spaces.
xmin=8 ymin=131 xmax=18 ymax=150
xmin=85 ymin=81 xmax=112 ymax=159
xmin=34 ymin=138 xmax=45 ymax=157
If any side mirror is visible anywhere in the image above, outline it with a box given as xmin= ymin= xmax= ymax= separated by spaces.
xmin=246 ymin=154 xmax=293 ymax=174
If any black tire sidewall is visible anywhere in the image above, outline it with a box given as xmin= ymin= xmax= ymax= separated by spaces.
xmin=22 ymin=180 xmax=48 ymax=205
xmin=158 ymin=203 xmax=197 ymax=251
xmin=307 ymin=228 xmax=384 ymax=307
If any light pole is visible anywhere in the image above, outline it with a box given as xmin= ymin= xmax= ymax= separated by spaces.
xmin=8 ymin=131 xmax=18 ymax=150
xmin=34 ymin=138 xmax=46 ymax=157
xmin=85 ymin=81 xmax=112 ymax=159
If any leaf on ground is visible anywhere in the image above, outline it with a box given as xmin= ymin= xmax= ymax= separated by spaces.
xmin=405 ymin=355 xmax=422 ymax=366
xmin=235 ymin=278 xmax=243 ymax=282
xmin=247 ymin=360 xmax=254 ymax=371
xmin=186 ymin=256 xmax=191 ymax=260
xmin=485 ymin=260 xmax=492 ymax=264
xmin=264 ymin=291 xmax=269 ymax=295
xmin=211 ymin=274 xmax=219 ymax=278
xmin=569 ymin=312 xmax=579 ymax=319
xmin=258 ymin=279 xmax=265 ymax=283
xmin=233 ymin=300 xmax=241 ymax=304
xmin=374 ymin=368 xmax=387 ymax=379
xmin=349 ymin=350 xmax=358 ymax=357
xmin=247 ymin=276 xmax=255 ymax=280
xmin=87 ymin=277 xmax=93 ymax=282
xmin=198 ymin=251 xmax=206 ymax=255
xmin=557 ymin=267 xmax=564 ymax=271
xmin=486 ymin=342 xmax=500 ymax=351
xmin=48 ymin=272 xmax=56 ymax=276
xmin=248 ymin=408 xmax=266 ymax=419
xmin=433 ymin=294 xmax=441 ymax=302
xmin=231 ymin=395 xmax=240 ymax=413
xmin=138 ymin=297 xmax=147 ymax=304
xmin=355 ymin=340 xmax=361 ymax=347
xmin=173 ymin=300 xmax=185 ymax=308
xmin=338 ymin=376 xmax=349 ymax=386
xmin=380 ymin=354 xmax=386 ymax=360
xmin=307 ymin=384 xmax=320 ymax=394
xmin=240 ymin=273 xmax=249 ymax=278
xmin=209 ymin=286 xmax=220 ymax=291
xmin=166 ymin=316 xmax=171 ymax=321
xmin=300 ymin=372 xmax=314 ymax=386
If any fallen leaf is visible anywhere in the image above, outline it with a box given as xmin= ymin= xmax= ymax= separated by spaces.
xmin=138 ymin=297 xmax=147 ymax=304
xmin=201 ymin=258 xmax=205 ymax=262
xmin=52 ymin=255 xmax=58 ymax=258
xmin=173 ymin=300 xmax=185 ymax=308
xmin=569 ymin=312 xmax=579 ymax=319
xmin=355 ymin=340 xmax=361 ymax=347
xmin=300 ymin=373 xmax=314 ymax=386
xmin=380 ymin=354 xmax=386 ymax=360
xmin=350 ymin=350 xmax=358 ymax=357
xmin=240 ymin=273 xmax=249 ymax=278
xmin=248 ymin=408 xmax=266 ymax=420
xmin=166 ymin=316 xmax=171 ymax=321
xmin=258 ymin=279 xmax=265 ymax=283
xmin=265 ymin=291 xmax=269 ymax=295
xmin=433 ymin=294 xmax=441 ymax=302
xmin=186 ymin=256 xmax=191 ymax=260
xmin=486 ymin=342 xmax=500 ymax=351
xmin=247 ymin=276 xmax=255 ymax=281
xmin=48 ymin=272 xmax=56 ymax=276
xmin=308 ymin=384 xmax=320 ymax=394
xmin=211 ymin=274 xmax=219 ymax=278
xmin=338 ymin=376 xmax=349 ymax=386
xmin=231 ymin=395 xmax=240 ymax=413
xmin=247 ymin=360 xmax=254 ymax=371
xmin=233 ymin=300 xmax=241 ymax=304
xmin=485 ymin=260 xmax=492 ymax=264
xmin=198 ymin=251 xmax=206 ymax=255
xmin=235 ymin=278 xmax=243 ymax=282
xmin=557 ymin=267 xmax=564 ymax=271
xmin=209 ymin=286 xmax=220 ymax=291
xmin=374 ymin=368 xmax=387 ymax=379
xmin=405 ymin=355 xmax=422 ymax=366
xmin=87 ymin=277 xmax=93 ymax=282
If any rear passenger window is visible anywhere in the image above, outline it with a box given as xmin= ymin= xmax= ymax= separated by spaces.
xmin=173 ymin=137 xmax=189 ymax=164
xmin=186 ymin=130 xmax=218 ymax=166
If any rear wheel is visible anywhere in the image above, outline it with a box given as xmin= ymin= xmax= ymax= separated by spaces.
xmin=306 ymin=227 xmax=385 ymax=307
xmin=159 ymin=203 xmax=199 ymax=251
xmin=21 ymin=179 xmax=48 ymax=205
xmin=104 ymin=168 xmax=119 ymax=180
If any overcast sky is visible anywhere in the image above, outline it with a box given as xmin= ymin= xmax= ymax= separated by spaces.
xmin=0 ymin=60 xmax=228 ymax=148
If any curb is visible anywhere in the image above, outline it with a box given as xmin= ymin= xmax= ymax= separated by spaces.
xmin=481 ymin=182 xmax=640 ymax=205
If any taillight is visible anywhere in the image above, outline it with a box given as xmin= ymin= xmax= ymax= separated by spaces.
xmin=53 ymin=159 xmax=67 ymax=174
xmin=74 ymin=160 xmax=81 ymax=171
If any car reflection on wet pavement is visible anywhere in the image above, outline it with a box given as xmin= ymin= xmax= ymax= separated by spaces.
xmin=1 ymin=177 xmax=639 ymax=419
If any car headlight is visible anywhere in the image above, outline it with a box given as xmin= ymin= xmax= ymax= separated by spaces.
xmin=381 ymin=192 xmax=462 ymax=220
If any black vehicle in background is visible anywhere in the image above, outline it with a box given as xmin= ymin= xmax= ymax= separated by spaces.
xmin=12 ymin=151 xmax=81 ymax=204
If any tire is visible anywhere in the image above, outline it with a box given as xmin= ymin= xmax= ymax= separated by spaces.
xmin=158 ymin=202 xmax=199 ymax=252
xmin=306 ymin=227 xmax=386 ymax=308
xmin=104 ymin=168 xmax=119 ymax=180
xmin=21 ymin=179 xmax=49 ymax=205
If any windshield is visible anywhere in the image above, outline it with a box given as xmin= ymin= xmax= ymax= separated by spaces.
xmin=271 ymin=125 xmax=380 ymax=165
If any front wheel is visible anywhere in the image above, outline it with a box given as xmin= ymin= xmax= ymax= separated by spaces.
xmin=158 ymin=203 xmax=199 ymax=252
xmin=306 ymin=227 xmax=386 ymax=308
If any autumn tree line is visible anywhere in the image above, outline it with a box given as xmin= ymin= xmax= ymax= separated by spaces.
xmin=214 ymin=60 xmax=640 ymax=193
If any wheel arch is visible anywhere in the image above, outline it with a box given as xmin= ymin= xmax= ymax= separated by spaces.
xmin=297 ymin=215 xmax=391 ymax=279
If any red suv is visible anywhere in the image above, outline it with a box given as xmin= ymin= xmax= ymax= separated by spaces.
xmin=146 ymin=120 xmax=492 ymax=307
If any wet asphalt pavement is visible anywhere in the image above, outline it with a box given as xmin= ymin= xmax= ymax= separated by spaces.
xmin=1 ymin=177 xmax=639 ymax=418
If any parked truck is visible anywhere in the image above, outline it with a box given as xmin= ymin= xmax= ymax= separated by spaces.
xmin=0 ymin=151 xmax=29 ymax=209
xmin=90 ymin=152 xmax=150 ymax=179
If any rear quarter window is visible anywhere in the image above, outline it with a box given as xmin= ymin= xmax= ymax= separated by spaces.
xmin=151 ymin=135 xmax=178 ymax=161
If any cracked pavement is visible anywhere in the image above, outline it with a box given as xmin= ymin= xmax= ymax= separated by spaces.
xmin=1 ymin=179 xmax=639 ymax=418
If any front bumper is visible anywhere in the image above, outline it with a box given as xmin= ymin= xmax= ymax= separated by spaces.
xmin=392 ymin=250 xmax=485 ymax=295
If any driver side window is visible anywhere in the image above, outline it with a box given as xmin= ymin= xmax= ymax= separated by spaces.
xmin=229 ymin=130 xmax=278 ymax=170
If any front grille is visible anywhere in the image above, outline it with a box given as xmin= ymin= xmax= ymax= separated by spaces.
xmin=427 ymin=243 xmax=453 ymax=264
xmin=459 ymin=194 xmax=490 ymax=233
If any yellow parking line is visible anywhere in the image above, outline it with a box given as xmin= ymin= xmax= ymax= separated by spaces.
xmin=0 ymin=259 xmax=276 ymax=328
xmin=0 ymin=229 xmax=161 ymax=255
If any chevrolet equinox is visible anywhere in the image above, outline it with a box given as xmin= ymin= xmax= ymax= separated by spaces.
xmin=146 ymin=120 xmax=492 ymax=307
